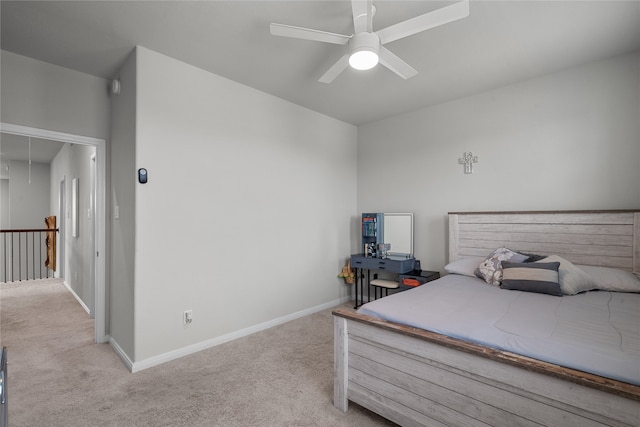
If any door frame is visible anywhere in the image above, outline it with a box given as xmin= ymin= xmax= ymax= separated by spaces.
xmin=0 ymin=122 xmax=107 ymax=343
xmin=89 ymin=152 xmax=97 ymax=319
xmin=58 ymin=176 xmax=66 ymax=280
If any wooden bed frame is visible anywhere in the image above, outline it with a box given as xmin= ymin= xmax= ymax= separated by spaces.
xmin=333 ymin=210 xmax=640 ymax=426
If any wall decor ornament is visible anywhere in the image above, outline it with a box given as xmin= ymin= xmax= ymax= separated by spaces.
xmin=458 ymin=152 xmax=478 ymax=174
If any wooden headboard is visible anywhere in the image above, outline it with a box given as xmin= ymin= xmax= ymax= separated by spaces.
xmin=449 ymin=210 xmax=640 ymax=272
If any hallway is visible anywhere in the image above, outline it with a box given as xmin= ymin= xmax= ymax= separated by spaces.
xmin=0 ymin=279 xmax=121 ymax=425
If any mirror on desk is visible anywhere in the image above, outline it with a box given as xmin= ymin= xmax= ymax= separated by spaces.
xmin=383 ymin=213 xmax=414 ymax=258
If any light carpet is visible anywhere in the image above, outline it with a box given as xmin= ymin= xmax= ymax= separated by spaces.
xmin=0 ymin=279 xmax=396 ymax=426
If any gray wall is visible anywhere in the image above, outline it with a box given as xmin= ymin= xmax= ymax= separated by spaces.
xmin=6 ymin=45 xmax=638 ymax=371
xmin=109 ymin=49 xmax=137 ymax=359
xmin=357 ymin=51 xmax=640 ymax=272
xmin=50 ymin=143 xmax=97 ymax=312
xmin=1 ymin=49 xmax=110 ymax=309
xmin=0 ymin=180 xmax=8 ymax=228
xmin=0 ymin=179 xmax=8 ymax=280
xmin=126 ymin=47 xmax=357 ymax=364
xmin=0 ymin=50 xmax=111 ymax=139
xmin=0 ymin=160 xmax=50 ymax=281
xmin=5 ymin=160 xmax=50 ymax=229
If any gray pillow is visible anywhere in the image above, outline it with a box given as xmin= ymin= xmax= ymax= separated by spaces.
xmin=474 ymin=248 xmax=529 ymax=285
xmin=444 ymin=256 xmax=484 ymax=277
xmin=577 ymin=265 xmax=640 ymax=293
xmin=501 ymin=261 xmax=562 ymax=296
xmin=535 ymin=255 xmax=599 ymax=295
xmin=520 ymin=252 xmax=547 ymax=263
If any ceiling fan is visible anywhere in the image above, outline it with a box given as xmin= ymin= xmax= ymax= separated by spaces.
xmin=270 ymin=0 xmax=470 ymax=83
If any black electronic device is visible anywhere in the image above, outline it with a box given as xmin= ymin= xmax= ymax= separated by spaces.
xmin=1 ymin=346 xmax=7 ymax=427
xmin=138 ymin=168 xmax=148 ymax=184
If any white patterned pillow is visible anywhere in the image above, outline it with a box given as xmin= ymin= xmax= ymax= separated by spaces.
xmin=475 ymin=248 xmax=529 ymax=285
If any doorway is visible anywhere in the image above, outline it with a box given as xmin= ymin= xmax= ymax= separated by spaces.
xmin=0 ymin=122 xmax=107 ymax=343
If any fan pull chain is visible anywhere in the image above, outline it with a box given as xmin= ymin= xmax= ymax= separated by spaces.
xmin=28 ymin=136 xmax=32 ymax=184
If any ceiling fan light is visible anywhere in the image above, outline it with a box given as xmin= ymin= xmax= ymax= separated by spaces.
xmin=348 ymin=32 xmax=380 ymax=71
xmin=349 ymin=49 xmax=379 ymax=70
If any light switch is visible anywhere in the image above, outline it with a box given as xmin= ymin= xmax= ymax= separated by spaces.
xmin=114 ymin=205 xmax=120 ymax=220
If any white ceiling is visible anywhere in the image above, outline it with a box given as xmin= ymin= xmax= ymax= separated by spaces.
xmin=1 ymin=1 xmax=640 ymax=126
xmin=0 ymin=133 xmax=64 ymax=163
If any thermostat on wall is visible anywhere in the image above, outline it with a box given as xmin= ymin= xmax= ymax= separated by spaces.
xmin=138 ymin=168 xmax=148 ymax=184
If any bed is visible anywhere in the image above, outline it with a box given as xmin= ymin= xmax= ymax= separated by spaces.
xmin=333 ymin=210 xmax=640 ymax=426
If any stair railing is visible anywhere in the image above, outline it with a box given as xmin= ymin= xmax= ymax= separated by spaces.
xmin=0 ymin=227 xmax=58 ymax=282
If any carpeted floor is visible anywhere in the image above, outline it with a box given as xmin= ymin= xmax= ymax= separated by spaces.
xmin=0 ymin=279 xmax=396 ymax=426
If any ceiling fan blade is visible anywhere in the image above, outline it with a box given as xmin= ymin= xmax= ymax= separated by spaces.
xmin=378 ymin=46 xmax=418 ymax=80
xmin=318 ymin=54 xmax=350 ymax=84
xmin=351 ymin=0 xmax=372 ymax=34
xmin=270 ymin=23 xmax=350 ymax=45
xmin=376 ymin=0 xmax=469 ymax=45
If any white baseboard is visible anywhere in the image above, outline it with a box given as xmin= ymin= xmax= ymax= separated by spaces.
xmin=63 ymin=281 xmax=91 ymax=315
xmin=129 ymin=295 xmax=351 ymax=373
xmin=109 ymin=337 xmax=134 ymax=372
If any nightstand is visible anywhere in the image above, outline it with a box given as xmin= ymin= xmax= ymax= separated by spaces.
xmin=397 ymin=270 xmax=440 ymax=291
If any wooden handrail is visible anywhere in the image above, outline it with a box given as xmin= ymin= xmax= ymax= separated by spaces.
xmin=0 ymin=229 xmax=59 ymax=233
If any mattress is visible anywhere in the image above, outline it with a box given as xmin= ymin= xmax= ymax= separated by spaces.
xmin=358 ymin=274 xmax=640 ymax=386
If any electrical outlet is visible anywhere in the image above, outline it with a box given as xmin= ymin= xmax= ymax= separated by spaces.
xmin=183 ymin=310 xmax=193 ymax=325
